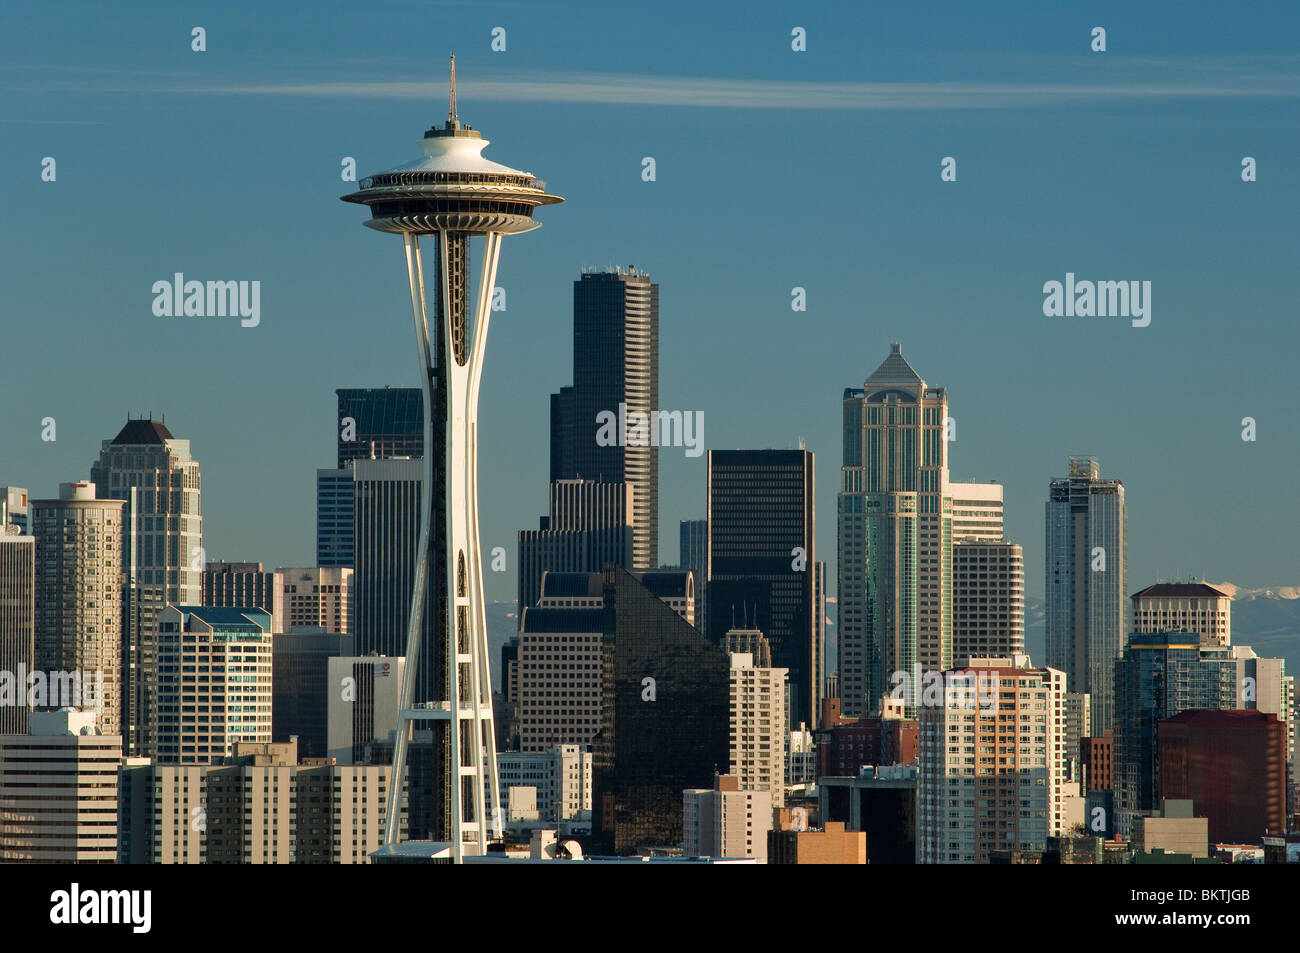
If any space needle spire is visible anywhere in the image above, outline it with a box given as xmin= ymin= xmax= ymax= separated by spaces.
xmin=342 ymin=58 xmax=562 ymax=863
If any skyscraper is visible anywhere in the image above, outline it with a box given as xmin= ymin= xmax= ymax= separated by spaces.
xmin=550 ymin=268 xmax=659 ymax=568
xmin=839 ymin=344 xmax=952 ymax=718
xmin=336 ymin=387 xmax=423 ymax=468
xmin=1131 ymin=582 xmax=1231 ymax=648
xmin=592 ymin=567 xmax=730 ymax=855
xmin=952 ymin=540 xmax=1025 ymax=663
xmin=280 ymin=566 xmax=352 ymax=633
xmin=707 ymin=449 xmax=817 ymax=727
xmin=679 ymin=518 xmax=707 ymax=631
xmin=31 ymin=482 xmax=124 ymax=734
xmin=350 ymin=458 xmax=423 ymax=668
xmin=90 ymin=417 xmax=203 ymax=756
xmin=153 ymin=606 xmax=273 ymax=765
xmin=517 ymin=479 xmax=634 ymax=613
xmin=0 ymin=527 xmax=35 ymax=735
xmin=319 ymin=388 xmax=424 ymax=570
xmin=916 ymin=657 xmax=1078 ymax=863
xmin=1046 ymin=456 xmax=1127 ymax=734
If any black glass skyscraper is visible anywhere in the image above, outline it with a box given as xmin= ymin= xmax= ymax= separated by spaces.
xmin=707 ymin=449 xmax=818 ymax=727
xmin=549 ymin=269 xmax=659 ymax=568
xmin=336 ymin=387 xmax=424 ymax=468
xmin=591 ymin=568 xmax=729 ymax=855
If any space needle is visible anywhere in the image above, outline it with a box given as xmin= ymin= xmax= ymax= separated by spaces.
xmin=343 ymin=56 xmax=562 ymax=862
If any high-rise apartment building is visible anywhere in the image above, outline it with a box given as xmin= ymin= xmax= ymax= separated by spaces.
xmin=839 ymin=344 xmax=953 ymax=718
xmin=279 ymin=567 xmax=352 ymax=633
xmin=153 ymin=606 xmax=273 ymax=765
xmin=952 ymin=540 xmax=1024 ymax=663
xmin=31 ymin=482 xmax=124 ymax=734
xmin=0 ymin=708 xmax=121 ymax=863
xmin=121 ymin=739 xmax=399 ymax=864
xmin=1131 ymin=582 xmax=1231 ymax=648
xmin=728 ymin=646 xmax=788 ymax=808
xmin=550 ymin=268 xmax=659 ymax=568
xmin=201 ymin=561 xmax=284 ymax=633
xmin=916 ymin=656 xmax=1079 ymax=863
xmin=708 ymin=449 xmax=817 ymax=727
xmin=90 ymin=417 xmax=203 ymax=757
xmin=0 ymin=527 xmax=35 ymax=735
xmin=1046 ymin=455 xmax=1127 ymax=734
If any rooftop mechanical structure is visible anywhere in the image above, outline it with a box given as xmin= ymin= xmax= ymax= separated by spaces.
xmin=342 ymin=57 xmax=562 ymax=862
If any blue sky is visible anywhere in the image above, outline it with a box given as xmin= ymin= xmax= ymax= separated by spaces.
xmin=2 ymin=0 xmax=1298 ymax=605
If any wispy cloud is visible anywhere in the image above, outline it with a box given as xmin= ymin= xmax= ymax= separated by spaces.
xmin=9 ymin=60 xmax=1300 ymax=110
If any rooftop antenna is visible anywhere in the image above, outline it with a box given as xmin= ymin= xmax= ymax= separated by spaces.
xmin=448 ymin=54 xmax=458 ymax=124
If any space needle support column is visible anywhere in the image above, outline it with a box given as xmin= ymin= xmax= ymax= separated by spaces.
xmin=383 ymin=232 xmax=436 ymax=848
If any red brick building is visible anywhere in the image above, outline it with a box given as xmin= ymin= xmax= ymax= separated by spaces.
xmin=1158 ymin=709 xmax=1286 ymax=844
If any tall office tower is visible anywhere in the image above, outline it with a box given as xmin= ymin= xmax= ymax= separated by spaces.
xmin=31 ymin=482 xmax=124 ymax=733
xmin=1112 ymin=633 xmax=1238 ymax=835
xmin=350 ymin=457 xmax=422 ymax=662
xmin=707 ymin=449 xmax=817 ymax=728
xmin=153 ymin=606 xmax=273 ymax=765
xmin=517 ymin=479 xmax=634 ymax=613
xmin=814 ymin=560 xmax=827 ymax=704
xmin=280 ymin=567 xmax=352 ymax=633
xmin=0 ymin=487 xmax=29 ymax=533
xmin=0 ymin=528 xmax=35 ymax=735
xmin=952 ymin=540 xmax=1024 ymax=663
xmin=202 ymin=561 xmax=285 ymax=633
xmin=950 ymin=482 xmax=1004 ymax=542
xmin=336 ymin=387 xmax=424 ymax=467
xmin=316 ymin=466 xmax=355 ymax=569
xmin=1158 ymin=710 xmax=1287 ymax=843
xmin=728 ymin=649 xmax=789 ymax=808
xmin=0 ymin=709 xmax=121 ymax=863
xmin=1046 ymin=455 xmax=1127 ymax=735
xmin=319 ymin=387 xmax=424 ymax=570
xmin=839 ymin=344 xmax=952 ymax=719
xmin=682 ymin=775 xmax=773 ymax=862
xmin=271 ymin=630 xmax=354 ymax=758
xmin=680 ymin=519 xmax=707 ymax=631
xmin=1131 ymin=582 xmax=1231 ymax=648
xmin=90 ymin=416 xmax=203 ymax=757
xmin=343 ymin=63 xmax=562 ymax=858
xmin=327 ymin=655 xmax=405 ymax=763
xmin=916 ymin=656 xmax=1078 ymax=864
xmin=592 ymin=567 xmax=730 ymax=855
xmin=550 ymin=268 xmax=659 ymax=569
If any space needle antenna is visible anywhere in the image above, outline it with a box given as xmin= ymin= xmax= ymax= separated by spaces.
xmin=448 ymin=54 xmax=457 ymax=123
